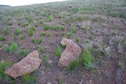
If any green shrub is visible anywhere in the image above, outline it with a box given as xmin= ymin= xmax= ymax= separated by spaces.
xmin=111 ymin=30 xmax=117 ymax=35
xmin=88 ymin=35 xmax=93 ymax=40
xmin=47 ymin=14 xmax=53 ymax=21
xmin=55 ymin=32 xmax=59 ymax=36
xmin=37 ymin=45 xmax=44 ymax=53
xmin=27 ymin=17 xmax=33 ymax=23
xmin=16 ymin=49 xmax=29 ymax=57
xmin=31 ymin=38 xmax=43 ymax=44
xmin=29 ymin=27 xmax=35 ymax=36
xmin=40 ymin=32 xmax=46 ymax=36
xmin=0 ymin=36 xmax=6 ymax=41
xmin=69 ymin=59 xmax=78 ymax=70
xmin=58 ymin=78 xmax=63 ymax=84
xmin=81 ymin=26 xmax=89 ymax=32
xmin=9 ymin=43 xmax=18 ymax=53
xmin=0 ymin=61 xmax=13 ymax=81
xmin=21 ymin=73 xmax=36 ymax=84
xmin=47 ymin=32 xmax=51 ymax=37
xmin=30 ymin=27 xmax=35 ymax=31
xmin=41 ymin=55 xmax=50 ymax=67
xmin=75 ymin=38 xmax=80 ymax=43
xmin=2 ymin=28 xmax=9 ymax=35
xmin=4 ymin=43 xmax=18 ymax=53
xmin=91 ymin=16 xmax=105 ymax=23
xmin=0 ymin=43 xmax=3 ymax=47
xmin=109 ymin=12 xmax=118 ymax=17
xmin=53 ymin=26 xmax=64 ymax=31
xmin=41 ymin=55 xmax=48 ymax=63
xmin=118 ymin=61 xmax=125 ymax=69
xmin=40 ymin=19 xmax=44 ymax=24
xmin=68 ymin=49 xmax=94 ymax=70
xmin=60 ymin=27 xmax=65 ymax=31
xmin=67 ymin=32 xmax=73 ymax=39
xmin=83 ymin=7 xmax=95 ymax=11
xmin=79 ymin=49 xmax=93 ymax=69
xmin=21 ymin=22 xmax=29 ymax=27
xmin=70 ymin=26 xmax=76 ymax=33
xmin=14 ymin=28 xmax=22 ymax=35
xmin=19 ymin=34 xmax=25 ymax=40
xmin=43 ymin=25 xmax=50 ymax=30
xmin=54 ymin=46 xmax=62 ymax=58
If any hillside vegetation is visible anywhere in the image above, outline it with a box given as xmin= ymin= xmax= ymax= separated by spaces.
xmin=0 ymin=0 xmax=126 ymax=84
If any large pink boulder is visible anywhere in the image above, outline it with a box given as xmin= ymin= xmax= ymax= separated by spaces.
xmin=58 ymin=38 xmax=82 ymax=67
xmin=5 ymin=50 xmax=41 ymax=78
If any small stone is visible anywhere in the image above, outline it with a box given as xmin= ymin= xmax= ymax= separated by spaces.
xmin=58 ymin=38 xmax=82 ymax=67
xmin=5 ymin=50 xmax=41 ymax=79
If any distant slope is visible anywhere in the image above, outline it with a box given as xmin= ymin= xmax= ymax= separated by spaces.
xmin=0 ymin=5 xmax=11 ymax=7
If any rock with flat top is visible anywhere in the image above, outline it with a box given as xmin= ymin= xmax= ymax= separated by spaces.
xmin=5 ymin=50 xmax=41 ymax=79
xmin=58 ymin=38 xmax=82 ymax=67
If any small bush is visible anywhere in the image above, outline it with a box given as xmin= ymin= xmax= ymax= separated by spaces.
xmin=41 ymin=55 xmax=50 ymax=67
xmin=109 ymin=12 xmax=118 ymax=17
xmin=67 ymin=32 xmax=73 ymax=39
xmin=0 ymin=61 xmax=13 ymax=82
xmin=27 ymin=17 xmax=33 ymax=23
xmin=60 ymin=27 xmax=65 ymax=31
xmin=41 ymin=55 xmax=48 ymax=63
xmin=31 ymin=38 xmax=43 ymax=44
xmin=37 ymin=45 xmax=44 ymax=53
xmin=83 ymin=7 xmax=95 ymax=11
xmin=9 ymin=43 xmax=18 ymax=53
xmin=55 ymin=32 xmax=59 ymax=36
xmin=0 ymin=36 xmax=6 ymax=41
xmin=19 ymin=34 xmax=25 ymax=40
xmin=70 ymin=26 xmax=76 ymax=33
xmin=43 ymin=25 xmax=50 ymax=30
xmin=29 ymin=27 xmax=35 ymax=36
xmin=16 ymin=49 xmax=29 ymax=57
xmin=118 ymin=61 xmax=125 ymax=69
xmin=68 ymin=49 xmax=94 ymax=70
xmin=54 ymin=46 xmax=62 ymax=58
xmin=47 ymin=32 xmax=51 ymax=37
xmin=69 ymin=59 xmax=78 ymax=70
xmin=0 ymin=43 xmax=3 ymax=47
xmin=53 ymin=26 xmax=64 ymax=31
xmin=14 ymin=28 xmax=22 ymax=35
xmin=40 ymin=19 xmax=44 ymax=24
xmin=4 ymin=43 xmax=18 ymax=53
xmin=88 ymin=35 xmax=93 ymax=40
xmin=79 ymin=49 xmax=93 ymax=69
xmin=21 ymin=22 xmax=29 ymax=27
xmin=81 ymin=26 xmax=89 ymax=32
xmin=75 ymin=38 xmax=80 ymax=43
xmin=2 ymin=28 xmax=9 ymax=35
xmin=47 ymin=14 xmax=53 ymax=21
xmin=111 ymin=30 xmax=117 ymax=35
xmin=91 ymin=16 xmax=105 ymax=23
xmin=30 ymin=27 xmax=35 ymax=31
xmin=21 ymin=73 xmax=36 ymax=84
xmin=40 ymin=32 xmax=46 ymax=36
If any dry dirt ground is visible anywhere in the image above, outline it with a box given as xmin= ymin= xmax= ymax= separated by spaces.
xmin=0 ymin=0 xmax=126 ymax=84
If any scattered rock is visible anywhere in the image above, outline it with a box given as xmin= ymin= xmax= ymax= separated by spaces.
xmin=5 ymin=50 xmax=41 ymax=79
xmin=0 ymin=44 xmax=8 ymax=51
xmin=58 ymin=38 xmax=82 ymax=67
